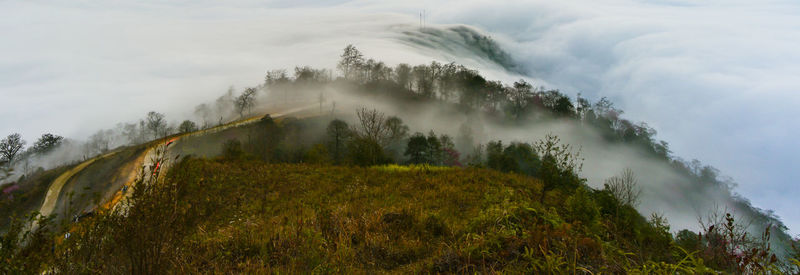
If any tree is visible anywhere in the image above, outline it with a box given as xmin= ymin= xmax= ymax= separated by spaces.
xmin=404 ymin=133 xmax=430 ymax=164
xmin=403 ymin=131 xmax=457 ymax=166
xmin=552 ymin=93 xmax=575 ymax=116
xmin=437 ymin=62 xmax=458 ymax=100
xmin=426 ymin=131 xmax=443 ymax=165
xmin=146 ymin=111 xmax=167 ymax=139
xmin=486 ymin=141 xmax=515 ymax=172
xmin=326 ymin=119 xmax=351 ymax=164
xmin=508 ymin=79 xmax=534 ymax=119
xmin=384 ymin=116 xmax=409 ymax=160
xmin=455 ymin=68 xmax=487 ymax=107
xmin=534 ymin=134 xmax=584 ymax=204
xmin=412 ymin=65 xmax=433 ymax=97
xmin=347 ymin=136 xmax=389 ymax=166
xmin=438 ymin=134 xmax=461 ymax=167
xmin=385 ymin=117 xmax=408 ymax=141
xmin=483 ymin=80 xmax=506 ymax=112
xmin=253 ymin=115 xmax=283 ymax=161
xmin=394 ymin=63 xmax=412 ymax=90
xmin=87 ymin=129 xmax=112 ymax=155
xmin=264 ymin=69 xmax=289 ymax=86
xmin=235 ymin=88 xmax=257 ymax=118
xmin=31 ymin=133 xmax=64 ymax=155
xmin=0 ymin=133 xmax=25 ymax=166
xmin=294 ymin=66 xmax=330 ymax=83
xmin=178 ymin=120 xmax=198 ymax=134
xmin=122 ymin=122 xmax=144 ymax=145
xmin=337 ymin=44 xmax=364 ymax=80
xmin=575 ymin=93 xmax=591 ymax=121
xmin=355 ymin=107 xmax=389 ymax=145
xmin=603 ymin=168 xmax=642 ymax=207
xmin=593 ymin=97 xmax=622 ymax=119
xmin=485 ymin=141 xmax=540 ymax=174
xmin=566 ymin=187 xmax=600 ymax=225
xmin=363 ymin=59 xmax=390 ymax=82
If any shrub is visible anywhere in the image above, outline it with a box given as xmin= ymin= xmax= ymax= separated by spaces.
xmin=222 ymin=139 xmax=244 ymax=159
xmin=304 ymin=144 xmax=332 ymax=164
xmin=347 ymin=136 xmax=390 ymax=166
xmin=565 ymin=187 xmax=599 ymax=226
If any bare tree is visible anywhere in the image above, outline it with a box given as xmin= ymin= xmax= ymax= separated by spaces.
xmin=146 ymin=111 xmax=167 ymax=139
xmin=88 ymin=129 xmax=112 ymax=155
xmin=355 ymin=107 xmax=389 ymax=145
xmin=121 ymin=122 xmax=142 ymax=145
xmin=0 ymin=133 xmax=25 ymax=167
xmin=604 ymin=168 xmax=642 ymax=207
xmin=235 ymin=88 xmax=257 ymax=118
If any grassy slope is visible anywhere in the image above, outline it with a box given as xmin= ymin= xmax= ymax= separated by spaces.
xmin=161 ymin=158 xmax=673 ymax=273
xmin=0 ymin=165 xmax=76 ymax=230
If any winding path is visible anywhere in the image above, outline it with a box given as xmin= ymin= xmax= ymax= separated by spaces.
xmin=36 ymin=103 xmax=322 ymax=217
xmin=38 ymin=152 xmax=117 ymax=217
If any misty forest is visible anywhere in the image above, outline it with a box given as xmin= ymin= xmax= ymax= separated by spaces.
xmin=2 ymin=34 xmax=800 ymax=273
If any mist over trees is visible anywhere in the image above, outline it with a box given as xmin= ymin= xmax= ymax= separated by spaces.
xmin=248 ymin=44 xmax=792 ymax=266
xmin=30 ymin=134 xmax=63 ymax=156
xmin=2 ymin=44 xmax=796 ymax=272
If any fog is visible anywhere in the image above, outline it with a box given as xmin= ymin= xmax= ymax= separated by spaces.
xmin=321 ymin=84 xmax=777 ymax=237
xmin=2 ymin=0 xmax=798 ymax=236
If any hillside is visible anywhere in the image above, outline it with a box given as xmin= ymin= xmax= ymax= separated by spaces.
xmin=3 ymin=157 xmax=716 ymax=273
xmin=2 ymin=45 xmax=799 ymax=274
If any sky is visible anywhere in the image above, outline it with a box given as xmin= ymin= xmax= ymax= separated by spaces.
xmin=0 ymin=0 xmax=798 ymax=234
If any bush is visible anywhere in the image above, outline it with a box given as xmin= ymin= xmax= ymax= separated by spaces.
xmin=222 ymin=139 xmax=244 ymax=159
xmin=565 ymin=187 xmax=599 ymax=226
xmin=304 ymin=144 xmax=331 ymax=164
xmin=675 ymin=229 xmax=701 ymax=252
xmin=347 ymin=136 xmax=390 ymax=166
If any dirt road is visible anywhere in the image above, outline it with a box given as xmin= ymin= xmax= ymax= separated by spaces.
xmin=36 ymin=103 xmax=321 ymax=221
